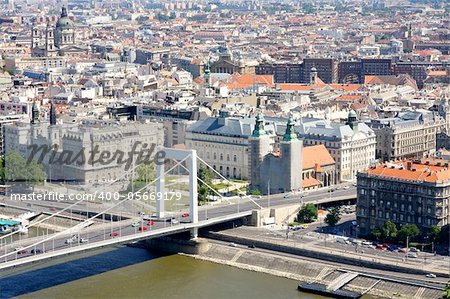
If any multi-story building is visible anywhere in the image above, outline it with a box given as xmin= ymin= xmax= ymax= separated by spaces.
xmin=365 ymin=110 xmax=445 ymax=162
xmin=338 ymin=59 xmax=393 ymax=84
xmin=136 ymin=105 xmax=205 ymax=148
xmin=4 ymin=104 xmax=164 ymax=186
xmin=185 ymin=112 xmax=278 ymax=180
xmin=357 ymin=159 xmax=450 ymax=236
xmin=0 ymin=115 xmax=26 ymax=157
xmin=302 ymin=58 xmax=338 ymax=84
xmin=297 ymin=111 xmax=376 ymax=182
xmin=394 ymin=61 xmax=447 ymax=89
xmin=256 ymin=63 xmax=303 ymax=83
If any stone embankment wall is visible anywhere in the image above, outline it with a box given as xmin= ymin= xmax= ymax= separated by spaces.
xmin=186 ymin=242 xmax=443 ymax=299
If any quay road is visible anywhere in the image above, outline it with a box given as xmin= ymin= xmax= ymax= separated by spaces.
xmin=224 ymin=225 xmax=450 ymax=279
xmin=0 ymin=184 xmax=357 ymax=267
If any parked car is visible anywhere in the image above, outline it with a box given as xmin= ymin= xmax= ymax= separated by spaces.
xmin=248 ymin=244 xmax=256 ymax=248
xmin=181 ymin=213 xmax=189 ymax=218
xmin=142 ymin=215 xmax=152 ymax=221
xmin=343 ymin=186 xmax=350 ymax=190
xmin=147 ymin=220 xmax=155 ymax=226
xmin=283 ymin=193 xmax=291 ymax=198
xmin=426 ymin=273 xmax=437 ymax=278
xmin=409 ymin=247 xmax=420 ymax=253
xmin=228 ymin=242 xmax=237 ymax=247
xmin=171 ymin=218 xmax=179 ymax=224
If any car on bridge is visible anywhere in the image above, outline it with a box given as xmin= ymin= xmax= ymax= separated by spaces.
xmin=65 ymin=238 xmax=74 ymax=244
xmin=171 ymin=218 xmax=179 ymax=224
xmin=131 ymin=222 xmax=140 ymax=227
xmin=80 ymin=238 xmax=89 ymax=243
xmin=181 ymin=213 xmax=189 ymax=218
xmin=15 ymin=247 xmax=27 ymax=254
xmin=147 ymin=220 xmax=155 ymax=226
xmin=138 ymin=226 xmax=148 ymax=231
xmin=110 ymin=232 xmax=119 ymax=237
xmin=31 ymin=249 xmax=43 ymax=254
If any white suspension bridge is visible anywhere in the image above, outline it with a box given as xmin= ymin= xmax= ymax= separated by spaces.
xmin=0 ymin=148 xmax=356 ymax=271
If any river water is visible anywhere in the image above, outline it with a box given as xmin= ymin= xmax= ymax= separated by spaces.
xmin=0 ymin=245 xmax=326 ymax=299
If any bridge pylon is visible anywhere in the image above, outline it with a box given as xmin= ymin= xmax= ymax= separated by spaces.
xmin=156 ymin=148 xmax=198 ymax=237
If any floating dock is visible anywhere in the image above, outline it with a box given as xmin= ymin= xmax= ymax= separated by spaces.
xmin=298 ymin=283 xmax=362 ymax=299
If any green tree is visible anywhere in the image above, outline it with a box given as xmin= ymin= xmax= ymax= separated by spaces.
xmin=136 ymin=162 xmax=155 ymax=183
xmin=127 ymin=162 xmax=155 ymax=192
xmin=251 ymin=189 xmax=262 ymax=196
xmin=4 ymin=152 xmax=45 ymax=183
xmin=3 ymin=152 xmax=46 ymax=192
xmin=442 ymin=283 xmax=450 ymax=299
xmin=429 ymin=225 xmax=442 ymax=244
xmin=0 ymin=157 xmax=5 ymax=182
xmin=297 ymin=203 xmax=318 ymax=223
xmin=324 ymin=207 xmax=341 ymax=227
xmin=197 ymin=168 xmax=217 ymax=205
xmin=398 ymin=224 xmax=420 ymax=243
xmin=381 ymin=220 xmax=398 ymax=241
xmin=371 ymin=228 xmax=382 ymax=241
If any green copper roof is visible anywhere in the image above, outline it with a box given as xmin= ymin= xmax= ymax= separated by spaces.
xmin=252 ymin=114 xmax=267 ymax=137
xmin=283 ymin=117 xmax=298 ymax=142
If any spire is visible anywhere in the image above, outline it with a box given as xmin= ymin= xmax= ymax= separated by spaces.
xmin=61 ymin=6 xmax=68 ymax=17
xmin=283 ymin=117 xmax=298 ymax=142
xmin=252 ymin=113 xmax=267 ymax=137
xmin=204 ymin=60 xmax=211 ymax=87
xmin=31 ymin=100 xmax=40 ymax=125
xmin=50 ymin=101 xmax=56 ymax=125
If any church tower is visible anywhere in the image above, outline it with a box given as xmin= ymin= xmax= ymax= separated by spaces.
xmin=31 ymin=25 xmax=41 ymax=57
xmin=48 ymin=101 xmax=60 ymax=148
xmin=204 ymin=60 xmax=211 ymax=88
xmin=31 ymin=100 xmax=40 ymax=125
xmin=310 ymin=66 xmax=318 ymax=84
xmin=30 ymin=100 xmax=40 ymax=140
xmin=249 ymin=114 xmax=271 ymax=193
xmin=280 ymin=117 xmax=302 ymax=192
xmin=45 ymin=23 xmax=57 ymax=57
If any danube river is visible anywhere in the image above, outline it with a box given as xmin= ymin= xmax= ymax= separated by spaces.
xmin=0 ymin=245 xmax=327 ymax=299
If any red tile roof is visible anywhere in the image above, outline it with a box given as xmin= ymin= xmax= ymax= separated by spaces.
xmin=302 ymin=145 xmax=335 ymax=170
xmin=366 ymin=159 xmax=450 ymax=183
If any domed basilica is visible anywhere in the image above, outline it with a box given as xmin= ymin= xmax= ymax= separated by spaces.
xmin=31 ymin=6 xmax=87 ymax=57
